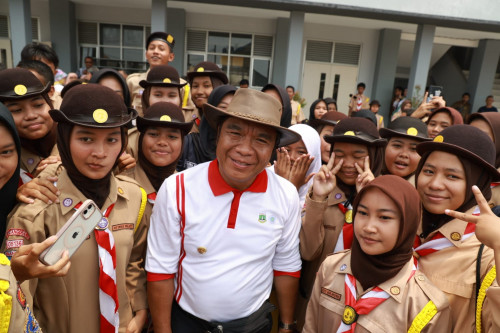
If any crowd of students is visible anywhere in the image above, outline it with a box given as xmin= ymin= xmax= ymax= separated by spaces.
xmin=0 ymin=31 xmax=499 ymax=333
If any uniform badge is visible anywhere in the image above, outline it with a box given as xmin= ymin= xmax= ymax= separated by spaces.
xmin=344 ymin=210 xmax=353 ymax=224
xmin=27 ymin=158 xmax=34 ymax=165
xmin=14 ymin=84 xmax=28 ymax=96
xmin=335 ymin=193 xmax=342 ymax=199
xmin=197 ymin=247 xmax=207 ymax=254
xmin=390 ymin=286 xmax=400 ymax=295
xmin=340 ymin=264 xmax=347 ymax=271
xmin=63 ymin=198 xmax=73 ymax=207
xmin=93 ymin=108 xmax=108 ymax=123
xmin=342 ymin=305 xmax=358 ymax=325
xmin=96 ymin=217 xmax=109 ymax=230
xmin=160 ymin=115 xmax=172 ymax=122
xmin=24 ymin=304 xmax=42 ymax=332
xmin=450 ymin=232 xmax=461 ymax=241
xmin=258 ymin=213 xmax=267 ymax=223
xmin=406 ymin=127 xmax=418 ymax=136
xmin=17 ymin=285 xmax=27 ymax=309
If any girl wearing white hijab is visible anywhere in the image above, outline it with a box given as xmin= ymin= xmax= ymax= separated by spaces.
xmin=274 ymin=124 xmax=322 ymax=208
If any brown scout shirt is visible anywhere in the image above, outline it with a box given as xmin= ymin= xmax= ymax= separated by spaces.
xmin=291 ymin=100 xmax=305 ymax=125
xmin=415 ymin=211 xmax=500 ymax=332
xmin=3 ymin=164 xmax=148 ymax=333
xmin=348 ymin=94 xmax=370 ymax=115
xmin=19 ymin=145 xmax=59 ymax=177
xmin=303 ymin=251 xmax=451 ymax=332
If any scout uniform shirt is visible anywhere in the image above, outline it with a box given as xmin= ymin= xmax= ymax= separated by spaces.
xmin=414 ymin=207 xmax=500 ymax=332
xmin=349 ymin=94 xmax=370 ymax=114
xmin=0 ymin=253 xmax=42 ymax=333
xmin=303 ymin=251 xmax=451 ymax=333
xmin=126 ymin=70 xmax=196 ymax=121
xmin=3 ymin=163 xmax=149 ymax=333
xmin=19 ymin=145 xmax=59 ymax=184
xmin=291 ymin=100 xmax=305 ymax=125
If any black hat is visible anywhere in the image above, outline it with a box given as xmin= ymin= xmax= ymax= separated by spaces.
xmin=351 ymin=109 xmax=377 ymax=126
xmin=417 ymin=125 xmax=500 ymax=181
xmin=146 ymin=32 xmax=175 ymax=50
xmin=0 ymin=68 xmax=51 ymax=100
xmin=137 ymin=102 xmax=193 ymax=135
xmin=60 ymin=80 xmax=85 ymax=98
xmin=309 ymin=111 xmax=347 ymax=129
xmin=379 ymin=116 xmax=430 ymax=141
xmin=324 ymin=117 xmax=387 ymax=146
xmin=50 ymin=84 xmax=137 ymax=128
xmin=139 ymin=65 xmax=186 ymax=88
xmin=187 ymin=62 xmax=229 ymax=85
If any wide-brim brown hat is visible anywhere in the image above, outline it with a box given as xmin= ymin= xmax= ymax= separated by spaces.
xmin=139 ymin=65 xmax=186 ymax=88
xmin=50 ymin=84 xmax=137 ymax=128
xmin=309 ymin=111 xmax=348 ymax=129
xmin=187 ymin=61 xmax=229 ymax=85
xmin=0 ymin=68 xmax=51 ymax=100
xmin=203 ymin=88 xmax=301 ymax=146
xmin=379 ymin=116 xmax=430 ymax=141
xmin=137 ymin=102 xmax=193 ymax=135
xmin=417 ymin=124 xmax=500 ymax=181
xmin=324 ymin=117 xmax=387 ymax=146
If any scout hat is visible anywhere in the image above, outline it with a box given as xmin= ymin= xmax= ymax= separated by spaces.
xmin=50 ymin=84 xmax=137 ymax=128
xmin=0 ymin=68 xmax=51 ymax=101
xmin=146 ymin=31 xmax=175 ymax=50
xmin=137 ymin=102 xmax=193 ymax=135
xmin=323 ymin=117 xmax=387 ymax=147
xmin=203 ymin=88 xmax=301 ymax=146
xmin=187 ymin=61 xmax=229 ymax=85
xmin=139 ymin=65 xmax=186 ymax=88
xmin=379 ymin=116 xmax=430 ymax=141
xmin=351 ymin=109 xmax=377 ymax=126
xmin=417 ymin=124 xmax=500 ymax=181
xmin=309 ymin=111 xmax=347 ymax=129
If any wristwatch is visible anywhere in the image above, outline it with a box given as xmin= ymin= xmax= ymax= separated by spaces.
xmin=278 ymin=320 xmax=297 ymax=331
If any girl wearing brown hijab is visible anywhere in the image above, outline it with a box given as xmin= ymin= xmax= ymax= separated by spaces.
xmin=303 ymin=175 xmax=451 ymax=332
xmin=426 ymin=107 xmax=463 ymax=139
xmin=414 ymin=125 xmax=500 ymax=332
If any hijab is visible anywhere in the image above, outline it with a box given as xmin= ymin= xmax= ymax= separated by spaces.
xmin=288 ymin=124 xmax=322 ymax=208
xmin=90 ymin=68 xmax=131 ymax=107
xmin=308 ymin=98 xmax=326 ymax=121
xmin=0 ymin=103 xmax=21 ymax=239
xmin=468 ymin=112 xmax=500 ymax=168
xmin=351 ymin=175 xmax=421 ymax=289
xmin=262 ymin=84 xmax=292 ymax=128
xmin=427 ymin=107 xmax=463 ymax=126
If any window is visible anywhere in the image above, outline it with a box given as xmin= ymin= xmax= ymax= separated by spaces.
xmin=186 ymin=29 xmax=273 ymax=88
xmin=78 ymin=21 xmax=149 ymax=73
xmin=305 ymin=40 xmax=361 ymax=66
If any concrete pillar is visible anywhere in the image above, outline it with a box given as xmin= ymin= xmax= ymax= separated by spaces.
xmin=466 ymin=39 xmax=500 ymax=113
xmin=284 ymin=12 xmax=305 ymax=92
xmin=8 ymin=0 xmax=32 ymax=66
xmin=271 ymin=17 xmax=290 ymax=88
xmin=151 ymin=0 xmax=167 ymax=33
xmin=407 ymin=24 xmax=436 ymax=101
xmin=371 ymin=29 xmax=402 ymax=124
xmin=166 ymin=8 xmax=186 ymax=75
xmin=49 ymin=0 xmax=77 ymax=73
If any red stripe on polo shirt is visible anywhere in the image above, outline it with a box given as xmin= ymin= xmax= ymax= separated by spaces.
xmin=273 ymin=270 xmax=301 ymax=278
xmin=147 ymin=272 xmax=175 ymax=281
xmin=176 ymin=173 xmax=187 ymax=303
xmin=208 ymin=160 xmax=268 ymax=229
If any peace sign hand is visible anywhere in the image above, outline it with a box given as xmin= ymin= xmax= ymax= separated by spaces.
xmin=355 ymin=156 xmax=374 ymax=193
xmin=445 ymin=185 xmax=500 ymax=252
xmin=311 ymin=152 xmax=343 ymax=201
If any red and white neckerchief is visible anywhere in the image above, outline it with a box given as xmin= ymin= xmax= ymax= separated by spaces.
xmin=413 ymin=206 xmax=479 ymax=258
xmin=147 ymin=192 xmax=157 ymax=205
xmin=356 ymin=96 xmax=363 ymax=111
xmin=337 ymin=265 xmax=417 ymax=332
xmin=490 ymin=182 xmax=500 ymax=188
xmin=334 ymin=201 xmax=354 ymax=253
xmin=19 ymin=169 xmax=34 ymax=185
xmin=74 ymin=202 xmax=119 ymax=333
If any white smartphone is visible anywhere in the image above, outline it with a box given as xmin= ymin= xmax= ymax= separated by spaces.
xmin=39 ymin=200 xmax=103 ymax=266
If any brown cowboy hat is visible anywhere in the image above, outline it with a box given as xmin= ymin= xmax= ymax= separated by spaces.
xmin=203 ymin=88 xmax=301 ymax=146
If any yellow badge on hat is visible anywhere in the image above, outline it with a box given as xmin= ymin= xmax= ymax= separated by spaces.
xmin=160 ymin=115 xmax=172 ymax=122
xmin=197 ymin=67 xmax=205 ymax=72
xmin=407 ymin=127 xmax=418 ymax=136
xmin=434 ymin=135 xmax=444 ymax=142
xmin=167 ymin=35 xmax=174 ymax=44
xmin=14 ymin=84 xmax=27 ymax=96
xmin=344 ymin=131 xmax=355 ymax=136
xmin=93 ymin=109 xmax=108 ymax=123
xmin=163 ymin=78 xmax=171 ymax=83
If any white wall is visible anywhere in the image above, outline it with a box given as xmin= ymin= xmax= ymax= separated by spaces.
xmin=186 ymin=12 xmax=276 ymax=35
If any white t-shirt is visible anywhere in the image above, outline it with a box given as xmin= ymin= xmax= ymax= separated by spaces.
xmin=146 ymin=160 xmax=302 ymax=322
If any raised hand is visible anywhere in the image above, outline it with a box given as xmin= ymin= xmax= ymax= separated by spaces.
xmin=355 ymin=156 xmax=374 ymax=193
xmin=117 ymin=152 xmax=136 ymax=174
xmin=289 ymin=154 xmax=315 ymax=191
xmin=311 ymin=152 xmax=343 ymax=201
xmin=274 ymin=147 xmax=291 ymax=180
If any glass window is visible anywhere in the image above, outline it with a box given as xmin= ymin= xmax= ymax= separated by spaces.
xmin=207 ymin=54 xmax=228 ymax=73
xmin=252 ymin=59 xmax=270 ymax=87
xmin=80 ymin=47 xmax=96 ymax=67
xmin=231 ymin=34 xmax=252 ymax=55
xmin=100 ymin=24 xmax=120 ymax=46
xmin=123 ymin=48 xmax=143 ymax=62
xmin=208 ymin=32 xmax=229 ymax=54
xmin=123 ymin=25 xmax=143 ymax=47
xmin=100 ymin=47 xmax=120 ymax=60
xmin=229 ymin=56 xmax=250 ymax=86
xmin=187 ymin=54 xmax=205 ymax=72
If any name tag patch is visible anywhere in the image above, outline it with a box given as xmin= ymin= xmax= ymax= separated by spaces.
xmin=6 ymin=228 xmax=30 ymax=240
xmin=321 ymin=287 xmax=341 ymax=301
xmin=6 ymin=239 xmax=24 ymax=249
xmin=111 ymin=223 xmax=135 ymax=232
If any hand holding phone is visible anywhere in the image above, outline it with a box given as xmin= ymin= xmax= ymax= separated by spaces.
xmin=40 ymin=200 xmax=102 ymax=265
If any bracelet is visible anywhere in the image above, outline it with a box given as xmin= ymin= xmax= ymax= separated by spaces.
xmin=278 ymin=320 xmax=297 ymax=330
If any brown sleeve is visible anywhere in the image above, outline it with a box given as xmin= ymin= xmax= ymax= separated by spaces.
xmin=481 ymin=279 xmax=500 ymax=333
xmin=302 ymin=259 xmax=325 ymax=333
xmin=300 ymin=192 xmax=328 ymax=261
xmin=126 ymin=203 xmax=150 ymax=312
xmin=420 ymin=302 xmax=452 ymax=333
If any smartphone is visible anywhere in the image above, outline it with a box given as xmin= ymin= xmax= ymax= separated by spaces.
xmin=427 ymin=85 xmax=443 ymax=103
xmin=40 ymin=200 xmax=103 ymax=265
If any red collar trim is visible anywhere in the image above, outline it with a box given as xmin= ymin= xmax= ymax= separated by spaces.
xmin=208 ymin=159 xmax=268 ymax=196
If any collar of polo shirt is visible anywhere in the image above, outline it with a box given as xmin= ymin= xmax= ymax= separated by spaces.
xmin=208 ymin=159 xmax=267 ymax=196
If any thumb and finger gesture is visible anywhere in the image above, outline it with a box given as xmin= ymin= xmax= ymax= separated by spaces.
xmin=312 ymin=152 xmax=343 ymax=200
xmin=355 ymin=156 xmax=374 ymax=192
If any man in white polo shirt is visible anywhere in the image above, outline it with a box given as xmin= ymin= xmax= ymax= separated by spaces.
xmin=146 ymin=88 xmax=302 ymax=333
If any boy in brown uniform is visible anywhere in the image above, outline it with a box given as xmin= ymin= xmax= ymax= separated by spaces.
xmin=4 ymin=84 xmax=149 ymax=333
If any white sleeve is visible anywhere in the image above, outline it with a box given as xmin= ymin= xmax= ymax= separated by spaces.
xmin=272 ymin=185 xmax=302 ymax=273
xmin=145 ymin=176 xmax=181 ymax=274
